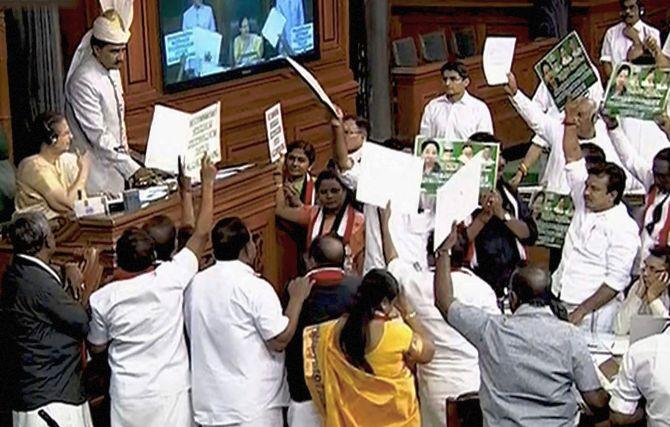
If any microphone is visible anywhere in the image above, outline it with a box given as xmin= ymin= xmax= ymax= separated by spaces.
xmin=37 ymin=410 xmax=62 ymax=427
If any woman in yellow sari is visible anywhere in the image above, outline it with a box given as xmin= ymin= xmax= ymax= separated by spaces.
xmin=304 ymin=269 xmax=435 ymax=426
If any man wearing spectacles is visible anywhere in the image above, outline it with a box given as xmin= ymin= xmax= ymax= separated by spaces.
xmin=419 ymin=61 xmax=493 ymax=145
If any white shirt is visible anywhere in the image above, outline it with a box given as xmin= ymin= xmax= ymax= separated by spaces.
xmin=184 ymin=260 xmax=289 ymax=426
xmin=610 ymin=328 xmax=670 ymax=427
xmin=552 ymin=159 xmax=639 ymax=305
xmin=511 ymin=91 xmax=637 ymax=194
xmin=182 ymin=4 xmax=216 ymax=32
xmin=419 ymin=92 xmax=493 ymax=143
xmin=388 ymin=259 xmax=499 ymax=398
xmin=609 ymin=127 xmax=670 ymax=265
xmin=65 ymin=55 xmax=140 ymax=195
xmin=600 ymin=20 xmax=661 ymax=66
xmin=87 ymin=248 xmax=198 ymax=401
xmin=341 ymin=158 xmax=433 ymax=272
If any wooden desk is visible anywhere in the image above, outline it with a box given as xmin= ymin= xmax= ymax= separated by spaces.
xmin=392 ymin=39 xmax=555 ymax=147
xmin=0 ymin=164 xmax=280 ymax=288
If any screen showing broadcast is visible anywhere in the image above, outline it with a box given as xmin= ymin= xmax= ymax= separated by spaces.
xmin=159 ymin=0 xmax=318 ymax=92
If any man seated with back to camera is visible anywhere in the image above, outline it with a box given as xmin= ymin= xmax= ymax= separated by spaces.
xmin=285 ymin=233 xmax=362 ymax=427
xmin=434 ymin=224 xmax=610 ymax=426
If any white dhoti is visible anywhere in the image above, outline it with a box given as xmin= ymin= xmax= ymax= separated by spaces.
xmin=203 ymin=407 xmax=284 ymax=427
xmin=287 ymin=400 xmax=321 ymax=427
xmin=564 ymin=299 xmax=622 ymax=334
xmin=111 ymin=390 xmax=194 ymax=427
xmin=13 ymin=401 xmax=93 ymax=427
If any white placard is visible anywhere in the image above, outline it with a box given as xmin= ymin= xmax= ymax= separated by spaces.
xmin=164 ymin=28 xmax=222 ymax=67
xmin=145 ymin=101 xmax=221 ymax=182
xmin=164 ymin=30 xmax=196 ymax=66
xmin=285 ymin=56 xmax=339 ymax=117
xmin=74 ymin=196 xmax=108 ymax=218
xmin=290 ymin=23 xmax=314 ymax=54
xmin=434 ymin=152 xmax=483 ymax=251
xmin=262 ymin=7 xmax=287 ymax=48
xmin=483 ymin=37 xmax=516 ymax=86
xmin=265 ymin=103 xmax=286 ymax=163
xmin=355 ymin=143 xmax=423 ymax=214
xmin=193 ymin=27 xmax=223 ymax=65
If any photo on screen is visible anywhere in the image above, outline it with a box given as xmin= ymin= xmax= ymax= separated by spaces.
xmin=158 ymin=0 xmax=318 ymax=92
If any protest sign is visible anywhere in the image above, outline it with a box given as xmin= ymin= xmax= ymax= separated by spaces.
xmin=414 ymin=136 xmax=499 ymax=195
xmin=603 ymin=62 xmax=670 ymax=120
xmin=262 ymin=7 xmax=287 ymax=48
xmin=534 ymin=31 xmax=597 ymax=110
xmin=164 ymin=28 xmax=222 ymax=67
xmin=145 ymin=102 xmax=221 ymax=181
xmin=265 ymin=103 xmax=287 ymax=163
xmin=519 ymin=188 xmax=573 ymax=248
xmin=483 ymin=37 xmax=516 ymax=86
xmin=356 ymin=142 xmax=423 ymax=214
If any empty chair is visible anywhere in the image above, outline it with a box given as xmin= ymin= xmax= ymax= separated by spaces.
xmin=392 ymin=37 xmax=419 ymax=67
xmin=419 ymin=30 xmax=448 ymax=63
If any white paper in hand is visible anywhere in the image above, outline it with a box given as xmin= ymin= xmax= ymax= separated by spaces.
xmin=262 ymin=7 xmax=287 ymax=48
xmin=265 ymin=103 xmax=286 ymax=163
xmin=356 ymin=143 xmax=423 ymax=214
xmin=285 ymin=56 xmax=339 ymax=117
xmin=483 ymin=37 xmax=516 ymax=86
xmin=434 ymin=152 xmax=482 ymax=251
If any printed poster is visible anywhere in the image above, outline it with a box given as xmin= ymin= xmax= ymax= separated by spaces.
xmin=603 ymin=62 xmax=670 ymax=120
xmin=519 ymin=187 xmax=574 ymax=249
xmin=533 ymin=31 xmax=598 ymax=110
xmin=414 ymin=136 xmax=499 ymax=195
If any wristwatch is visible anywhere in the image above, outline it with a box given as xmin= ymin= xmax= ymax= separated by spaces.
xmin=503 ymin=212 xmax=512 ymax=222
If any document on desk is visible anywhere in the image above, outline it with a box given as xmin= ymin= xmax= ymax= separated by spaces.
xmin=434 ymin=152 xmax=482 ymax=251
xmin=145 ymin=101 xmax=221 ymax=182
xmin=483 ymin=37 xmax=516 ymax=86
xmin=285 ymin=56 xmax=339 ymax=117
xmin=355 ymin=142 xmax=423 ymax=214
xmin=262 ymin=7 xmax=287 ymax=48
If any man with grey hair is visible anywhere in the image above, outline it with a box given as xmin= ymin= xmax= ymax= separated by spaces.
xmin=1 ymin=212 xmax=96 ymax=427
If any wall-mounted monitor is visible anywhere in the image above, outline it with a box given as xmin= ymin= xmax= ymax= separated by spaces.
xmin=158 ymin=0 xmax=319 ymax=93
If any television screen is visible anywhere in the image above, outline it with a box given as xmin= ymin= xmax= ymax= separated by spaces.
xmin=158 ymin=0 xmax=319 ymax=92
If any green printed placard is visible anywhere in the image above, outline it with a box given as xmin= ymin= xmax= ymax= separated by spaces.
xmin=527 ymin=190 xmax=574 ymax=249
xmin=534 ymin=31 xmax=598 ymax=110
xmin=414 ymin=136 xmax=499 ymax=195
xmin=603 ymin=62 xmax=670 ymax=120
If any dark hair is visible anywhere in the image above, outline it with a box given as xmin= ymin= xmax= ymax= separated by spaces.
xmin=9 ymin=212 xmax=52 ymax=256
xmin=420 ymin=139 xmax=440 ymax=153
xmin=510 ymin=266 xmax=568 ymax=320
xmin=142 ymin=215 xmax=176 ymax=262
xmin=382 ymin=138 xmax=405 ymax=152
xmin=649 ymin=245 xmax=670 ymax=269
xmin=541 ymin=60 xmax=552 ymax=71
xmin=468 ymin=132 xmax=501 ymax=144
xmin=315 ymin=170 xmax=351 ymax=230
xmin=116 ymin=227 xmax=156 ymax=272
xmin=619 ymin=0 xmax=643 ymax=9
xmin=587 ymin=161 xmax=626 ymax=205
xmin=238 ymin=16 xmax=249 ymax=28
xmin=654 ymin=148 xmax=670 ymax=164
xmin=339 ymin=269 xmax=399 ymax=374
xmin=286 ymin=140 xmax=316 ymax=165
xmin=90 ymin=35 xmax=111 ymax=49
xmin=440 ymin=61 xmax=469 ymax=80
xmin=31 ymin=112 xmax=64 ymax=153
xmin=309 ymin=233 xmax=345 ymax=268
xmin=211 ymin=217 xmax=250 ymax=261
xmin=617 ymin=64 xmax=632 ymax=77
xmin=342 ymin=114 xmax=370 ymax=136
xmin=580 ymin=142 xmax=606 ymax=166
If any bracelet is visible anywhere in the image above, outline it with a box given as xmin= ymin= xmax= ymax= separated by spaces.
xmin=518 ymin=162 xmax=528 ymax=177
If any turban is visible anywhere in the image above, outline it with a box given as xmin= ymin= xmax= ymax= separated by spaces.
xmin=92 ymin=9 xmax=131 ymax=44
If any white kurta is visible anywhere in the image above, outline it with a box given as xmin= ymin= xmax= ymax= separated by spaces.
xmin=65 ymin=55 xmax=140 ymax=195
xmin=182 ymin=4 xmax=216 ymax=31
xmin=419 ymin=91 xmax=494 ymax=143
xmin=600 ymin=20 xmax=661 ymax=67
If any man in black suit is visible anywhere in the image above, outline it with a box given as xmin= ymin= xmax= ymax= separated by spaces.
xmin=1 ymin=212 xmax=96 ymax=427
xmin=285 ymin=233 xmax=362 ymax=427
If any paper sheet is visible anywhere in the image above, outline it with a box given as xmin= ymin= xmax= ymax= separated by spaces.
xmin=262 ymin=7 xmax=287 ymax=48
xmin=193 ymin=27 xmax=223 ymax=66
xmin=355 ymin=143 xmax=423 ymax=214
xmin=265 ymin=103 xmax=287 ymax=163
xmin=434 ymin=152 xmax=483 ymax=251
xmin=285 ymin=56 xmax=339 ymax=117
xmin=483 ymin=37 xmax=516 ymax=86
xmin=164 ymin=30 xmax=196 ymax=66
xmin=145 ymin=101 xmax=221 ymax=181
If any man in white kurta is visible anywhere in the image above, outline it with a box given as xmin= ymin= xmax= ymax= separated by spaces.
xmin=182 ymin=0 xmax=216 ymax=31
xmin=65 ymin=10 xmax=145 ymax=195
xmin=419 ymin=61 xmax=493 ymax=143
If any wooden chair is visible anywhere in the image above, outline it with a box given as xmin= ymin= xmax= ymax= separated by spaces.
xmin=446 ymin=392 xmax=483 ymax=427
xmin=419 ymin=30 xmax=448 ymax=63
xmin=392 ymin=37 xmax=419 ymax=67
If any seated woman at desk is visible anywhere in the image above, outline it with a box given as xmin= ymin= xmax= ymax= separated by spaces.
xmin=233 ymin=17 xmax=263 ymax=67
xmin=613 ymin=247 xmax=670 ymax=335
xmin=14 ymin=112 xmax=90 ymax=220
xmin=276 ymin=169 xmax=365 ymax=274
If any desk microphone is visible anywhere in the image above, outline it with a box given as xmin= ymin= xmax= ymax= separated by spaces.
xmin=37 ymin=410 xmax=61 ymax=427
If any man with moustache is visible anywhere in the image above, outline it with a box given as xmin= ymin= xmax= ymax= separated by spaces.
xmin=65 ymin=10 xmax=151 ymax=195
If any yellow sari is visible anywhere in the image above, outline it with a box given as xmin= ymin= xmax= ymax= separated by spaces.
xmin=304 ymin=320 xmax=420 ymax=427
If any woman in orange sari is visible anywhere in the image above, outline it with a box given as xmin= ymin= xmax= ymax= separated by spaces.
xmin=304 ymin=269 xmax=435 ymax=426
xmin=276 ymin=169 xmax=365 ymax=275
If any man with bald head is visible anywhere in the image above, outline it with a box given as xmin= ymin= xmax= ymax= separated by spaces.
xmin=434 ymin=227 xmax=609 ymax=426
xmin=285 ymin=233 xmax=361 ymax=427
